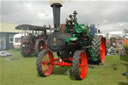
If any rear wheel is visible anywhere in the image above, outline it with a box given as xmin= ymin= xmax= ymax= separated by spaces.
xmin=92 ymin=35 xmax=105 ymax=64
xmin=35 ymin=39 xmax=46 ymax=55
xmin=72 ymin=50 xmax=88 ymax=80
xmin=36 ymin=50 xmax=54 ymax=77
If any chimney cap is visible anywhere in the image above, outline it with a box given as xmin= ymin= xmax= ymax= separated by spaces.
xmin=51 ymin=3 xmax=62 ymax=7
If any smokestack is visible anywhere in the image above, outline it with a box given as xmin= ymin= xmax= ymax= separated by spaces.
xmin=51 ymin=3 xmax=62 ymax=31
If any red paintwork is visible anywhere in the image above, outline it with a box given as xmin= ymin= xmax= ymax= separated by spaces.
xmin=24 ymin=49 xmax=31 ymax=53
xmin=63 ymin=58 xmax=73 ymax=61
xmin=42 ymin=60 xmax=85 ymax=67
xmin=52 ymin=61 xmax=72 ymax=66
xmin=79 ymin=51 xmax=88 ymax=79
xmin=42 ymin=50 xmax=54 ymax=76
xmin=53 ymin=58 xmax=73 ymax=62
xmin=100 ymin=37 xmax=105 ymax=64
xmin=42 ymin=57 xmax=86 ymax=67
xmin=42 ymin=58 xmax=73 ymax=67
xmin=41 ymin=50 xmax=88 ymax=79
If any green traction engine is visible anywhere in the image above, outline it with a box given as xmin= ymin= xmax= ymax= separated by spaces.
xmin=36 ymin=3 xmax=106 ymax=80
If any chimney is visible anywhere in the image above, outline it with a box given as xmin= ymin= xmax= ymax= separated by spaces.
xmin=51 ymin=3 xmax=62 ymax=31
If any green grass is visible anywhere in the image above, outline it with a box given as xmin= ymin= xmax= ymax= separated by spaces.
xmin=0 ymin=49 xmax=128 ymax=85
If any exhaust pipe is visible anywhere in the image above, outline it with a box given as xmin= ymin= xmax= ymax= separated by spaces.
xmin=51 ymin=3 xmax=62 ymax=31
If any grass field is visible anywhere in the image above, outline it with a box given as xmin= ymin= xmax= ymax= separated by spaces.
xmin=0 ymin=49 xmax=128 ymax=85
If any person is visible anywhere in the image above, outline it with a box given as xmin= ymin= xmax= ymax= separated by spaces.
xmin=0 ymin=40 xmax=1 ymax=51
xmin=0 ymin=40 xmax=4 ymax=51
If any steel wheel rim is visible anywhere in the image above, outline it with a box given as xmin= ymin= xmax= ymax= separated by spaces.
xmin=42 ymin=51 xmax=54 ymax=76
xmin=100 ymin=37 xmax=105 ymax=64
xmin=79 ymin=52 xmax=88 ymax=79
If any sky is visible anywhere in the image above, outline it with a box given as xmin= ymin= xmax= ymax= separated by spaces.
xmin=1 ymin=0 xmax=128 ymax=33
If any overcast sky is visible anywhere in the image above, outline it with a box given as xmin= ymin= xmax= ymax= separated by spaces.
xmin=1 ymin=0 xmax=128 ymax=33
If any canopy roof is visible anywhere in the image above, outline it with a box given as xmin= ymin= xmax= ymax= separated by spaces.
xmin=15 ymin=24 xmax=51 ymax=31
xmin=109 ymin=31 xmax=123 ymax=35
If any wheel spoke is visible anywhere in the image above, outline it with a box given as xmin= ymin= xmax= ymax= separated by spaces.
xmin=42 ymin=61 xmax=47 ymax=65
xmin=37 ymin=50 xmax=54 ymax=77
xmin=41 ymin=51 xmax=53 ymax=74
xmin=42 ymin=65 xmax=45 ymax=72
xmin=44 ymin=65 xmax=48 ymax=72
xmin=44 ymin=65 xmax=47 ymax=72
xmin=79 ymin=64 xmax=85 ymax=67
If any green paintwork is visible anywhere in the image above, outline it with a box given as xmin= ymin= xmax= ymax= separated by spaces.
xmin=65 ymin=37 xmax=78 ymax=43
xmin=72 ymin=34 xmax=77 ymax=37
xmin=64 ymin=11 xmax=100 ymax=61
xmin=64 ymin=11 xmax=90 ymax=44
xmin=85 ymin=25 xmax=90 ymax=37
xmin=75 ymin=24 xmax=85 ymax=33
xmin=89 ymin=48 xmax=98 ymax=61
xmin=64 ymin=12 xmax=90 ymax=36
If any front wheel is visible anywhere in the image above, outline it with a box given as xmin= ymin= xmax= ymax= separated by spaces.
xmin=72 ymin=50 xmax=88 ymax=80
xmin=36 ymin=50 xmax=54 ymax=77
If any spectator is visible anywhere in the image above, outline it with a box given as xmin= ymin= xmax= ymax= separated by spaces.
xmin=0 ymin=40 xmax=1 ymax=51
xmin=1 ymin=40 xmax=4 ymax=51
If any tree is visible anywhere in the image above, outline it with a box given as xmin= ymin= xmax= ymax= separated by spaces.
xmin=124 ymin=29 xmax=128 ymax=33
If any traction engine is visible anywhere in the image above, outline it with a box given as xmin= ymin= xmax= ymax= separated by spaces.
xmin=36 ymin=3 xmax=106 ymax=80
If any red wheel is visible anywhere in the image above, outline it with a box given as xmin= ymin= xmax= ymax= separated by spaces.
xmin=36 ymin=50 xmax=54 ymax=77
xmin=91 ymin=35 xmax=106 ymax=64
xmin=73 ymin=50 xmax=88 ymax=80
xmin=100 ymin=37 xmax=105 ymax=64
